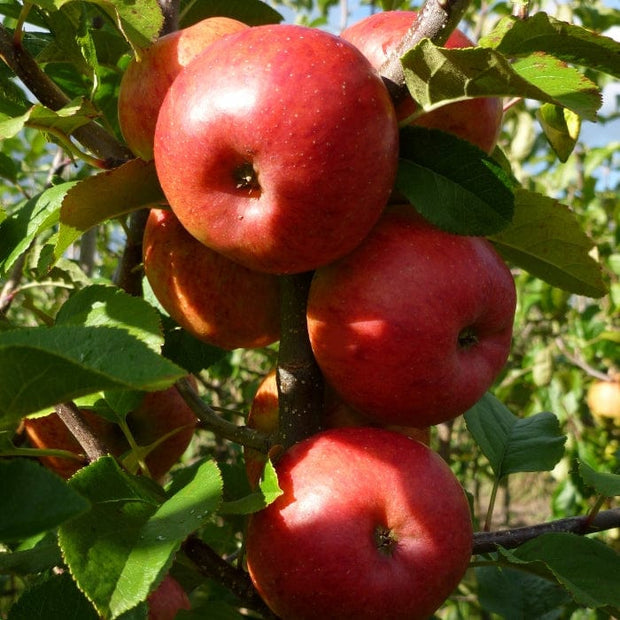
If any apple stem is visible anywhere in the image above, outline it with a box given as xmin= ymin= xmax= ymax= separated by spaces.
xmin=54 ymin=402 xmax=110 ymax=464
xmin=276 ymin=273 xmax=324 ymax=450
xmin=378 ymin=0 xmax=473 ymax=104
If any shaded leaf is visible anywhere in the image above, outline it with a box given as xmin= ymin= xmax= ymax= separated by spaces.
xmin=537 ymin=104 xmax=581 ymax=162
xmin=55 ymin=159 xmax=164 ymax=263
xmin=0 ymin=325 xmax=185 ymax=426
xmin=578 ymin=461 xmax=620 ymax=497
xmin=396 ymin=127 xmax=515 ymax=235
xmin=498 ymin=533 xmax=620 ymax=610
xmin=110 ymin=459 xmax=223 ymax=618
xmin=0 ymin=532 xmax=62 ymax=576
xmin=401 ymin=41 xmax=600 ymax=121
xmin=490 ymin=188 xmax=607 ymax=298
xmin=219 ymin=459 xmax=282 ymax=515
xmin=56 ymin=285 xmax=164 ymax=352
xmin=464 ymin=393 xmax=566 ymax=479
xmin=180 ymin=0 xmax=283 ymax=28
xmin=0 ymin=460 xmax=90 ymax=542
xmin=480 ymin=13 xmax=620 ymax=78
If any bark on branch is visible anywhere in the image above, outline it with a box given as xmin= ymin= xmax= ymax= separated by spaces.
xmin=54 ymin=402 xmax=110 ymax=463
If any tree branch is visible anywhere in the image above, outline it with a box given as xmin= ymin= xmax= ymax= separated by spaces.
xmin=379 ymin=0 xmax=473 ymax=104
xmin=181 ymin=535 xmax=279 ymax=619
xmin=276 ymin=273 xmax=324 ymax=450
xmin=175 ymin=377 xmax=272 ymax=453
xmin=473 ymin=508 xmax=620 ymax=554
xmin=54 ymin=402 xmax=110 ymax=463
xmin=0 ymin=25 xmax=132 ymax=167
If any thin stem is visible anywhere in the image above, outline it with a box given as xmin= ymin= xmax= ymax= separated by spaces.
xmin=585 ymin=494 xmax=608 ymax=525
xmin=174 ymin=377 xmax=272 ymax=453
xmin=484 ymin=476 xmax=501 ymax=531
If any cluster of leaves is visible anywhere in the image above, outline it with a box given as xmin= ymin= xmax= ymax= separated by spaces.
xmin=0 ymin=0 xmax=619 ymax=617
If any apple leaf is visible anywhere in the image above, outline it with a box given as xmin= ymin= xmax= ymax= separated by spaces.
xmin=0 ymin=325 xmax=185 ymax=426
xmin=55 ymin=285 xmax=164 ymax=353
xmin=55 ymin=159 xmax=164 ymax=264
xmin=0 ymin=460 xmax=90 ymax=542
xmin=489 ymin=188 xmax=607 ymax=298
xmin=479 ymin=13 xmax=620 ymax=78
xmin=497 ymin=533 xmax=620 ymax=610
xmin=0 ymin=532 xmax=63 ymax=576
xmin=396 ymin=126 xmax=515 ymax=235
xmin=58 ymin=457 xmax=161 ymax=619
xmin=7 ymin=572 xmax=99 ymax=620
xmin=0 ymin=182 xmax=76 ymax=274
xmin=109 ymin=458 xmax=223 ymax=618
xmin=464 ymin=393 xmax=566 ymax=480
xmin=219 ymin=459 xmax=283 ymax=515
xmin=537 ymin=104 xmax=581 ymax=162
xmin=578 ymin=461 xmax=620 ymax=497
xmin=400 ymin=41 xmax=600 ymax=121
xmin=180 ymin=0 xmax=283 ymax=28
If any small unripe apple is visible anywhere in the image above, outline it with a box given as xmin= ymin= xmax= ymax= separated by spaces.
xmin=154 ymin=23 xmax=399 ymax=274
xmin=587 ymin=380 xmax=620 ymax=421
xmin=307 ymin=206 xmax=516 ymax=428
xmin=147 ymin=574 xmax=191 ymax=620
xmin=118 ymin=16 xmax=248 ymax=160
xmin=341 ymin=10 xmax=503 ymax=153
xmin=143 ymin=209 xmax=280 ymax=350
xmin=23 ymin=383 xmax=198 ymax=481
xmin=246 ymin=426 xmax=473 ymax=619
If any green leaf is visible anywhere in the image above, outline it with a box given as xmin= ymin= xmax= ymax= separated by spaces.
xmin=537 ymin=103 xmax=581 ymax=162
xmin=56 ymin=285 xmax=164 ymax=353
xmin=58 ymin=457 xmax=161 ymax=619
xmin=400 ymin=41 xmax=601 ymax=121
xmin=0 ymin=532 xmax=63 ymax=575
xmin=480 ymin=13 xmax=620 ymax=78
xmin=0 ymin=182 xmax=76 ymax=274
xmin=180 ymin=0 xmax=283 ymax=28
xmin=7 ymin=571 xmax=99 ymax=620
xmin=219 ymin=459 xmax=282 ymax=515
xmin=578 ymin=461 xmax=620 ymax=497
xmin=109 ymin=459 xmax=223 ymax=618
xmin=464 ymin=393 xmax=566 ymax=479
xmin=477 ymin=564 xmax=571 ymax=619
xmin=0 ymin=460 xmax=90 ymax=542
xmin=0 ymin=325 xmax=185 ymax=426
xmin=396 ymin=127 xmax=515 ymax=235
xmin=490 ymin=188 xmax=607 ymax=298
xmin=55 ymin=159 xmax=164 ymax=263
xmin=0 ymin=97 xmax=100 ymax=140
xmin=498 ymin=533 xmax=620 ymax=610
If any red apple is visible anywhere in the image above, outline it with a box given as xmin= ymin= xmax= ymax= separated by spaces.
xmin=118 ymin=16 xmax=248 ymax=160
xmin=22 ymin=383 xmax=198 ymax=481
xmin=307 ymin=206 xmax=516 ymax=428
xmin=246 ymin=426 xmax=473 ymax=619
xmin=143 ymin=208 xmax=280 ymax=350
xmin=244 ymin=369 xmax=430 ymax=488
xmin=154 ymin=24 xmax=399 ymax=274
xmin=147 ymin=574 xmax=191 ymax=620
xmin=341 ymin=11 xmax=503 ymax=153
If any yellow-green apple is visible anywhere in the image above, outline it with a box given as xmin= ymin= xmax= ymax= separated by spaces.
xmin=587 ymin=379 xmax=620 ymax=421
xmin=245 ymin=426 xmax=473 ymax=619
xmin=118 ymin=16 xmax=248 ymax=160
xmin=147 ymin=574 xmax=191 ymax=620
xmin=143 ymin=209 xmax=280 ymax=350
xmin=244 ymin=370 xmax=430 ymax=488
xmin=23 ymin=383 xmax=198 ymax=480
xmin=154 ymin=24 xmax=399 ymax=274
xmin=307 ymin=206 xmax=516 ymax=428
xmin=341 ymin=11 xmax=503 ymax=154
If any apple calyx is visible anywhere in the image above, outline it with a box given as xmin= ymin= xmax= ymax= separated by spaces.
xmin=457 ymin=326 xmax=479 ymax=350
xmin=374 ymin=524 xmax=398 ymax=557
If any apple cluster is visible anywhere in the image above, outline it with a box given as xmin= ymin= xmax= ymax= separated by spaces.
xmin=121 ymin=10 xmax=515 ymax=619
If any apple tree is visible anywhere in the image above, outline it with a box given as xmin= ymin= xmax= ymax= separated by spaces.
xmin=0 ymin=0 xmax=619 ymax=617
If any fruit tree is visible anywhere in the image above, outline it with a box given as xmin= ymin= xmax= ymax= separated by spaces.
xmin=0 ymin=0 xmax=619 ymax=618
